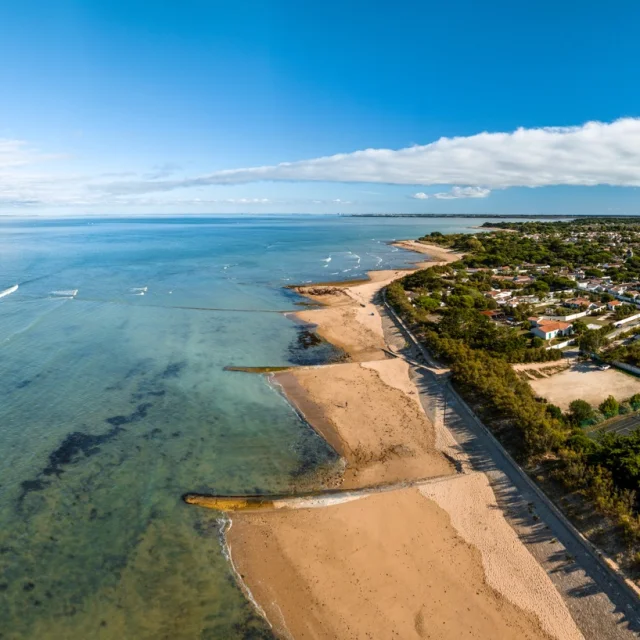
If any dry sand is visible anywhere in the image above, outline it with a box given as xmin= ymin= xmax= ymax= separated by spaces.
xmin=421 ymin=473 xmax=583 ymax=640
xmin=530 ymin=361 xmax=640 ymax=410
xmin=227 ymin=487 xmax=564 ymax=640
xmin=277 ymin=360 xmax=454 ymax=488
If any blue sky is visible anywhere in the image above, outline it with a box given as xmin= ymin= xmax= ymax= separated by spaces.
xmin=2 ymin=0 xmax=640 ymax=215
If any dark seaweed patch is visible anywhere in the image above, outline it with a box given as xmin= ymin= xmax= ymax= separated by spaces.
xmin=143 ymin=427 xmax=162 ymax=440
xmin=16 ymin=380 xmax=32 ymax=389
xmin=18 ymin=402 xmax=153 ymax=505
xmin=287 ymin=326 xmax=346 ymax=366
xmin=105 ymin=402 xmax=152 ymax=427
xmin=296 ymin=329 xmax=322 ymax=349
xmin=20 ymin=478 xmax=50 ymax=494
xmin=162 ymin=361 xmax=186 ymax=378
xmin=43 ymin=426 xmax=124 ymax=477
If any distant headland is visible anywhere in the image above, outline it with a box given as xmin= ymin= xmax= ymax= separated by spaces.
xmin=344 ymin=213 xmax=640 ymax=219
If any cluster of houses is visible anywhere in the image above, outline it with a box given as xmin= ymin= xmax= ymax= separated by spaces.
xmin=407 ymin=252 xmax=640 ymax=343
xmin=477 ymin=269 xmax=640 ymax=343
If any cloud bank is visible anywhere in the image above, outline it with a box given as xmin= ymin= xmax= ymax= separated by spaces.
xmin=4 ymin=118 xmax=640 ymax=210
xmin=95 ymin=118 xmax=640 ymax=195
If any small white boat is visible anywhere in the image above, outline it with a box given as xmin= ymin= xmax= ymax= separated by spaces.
xmin=0 ymin=284 xmax=18 ymax=299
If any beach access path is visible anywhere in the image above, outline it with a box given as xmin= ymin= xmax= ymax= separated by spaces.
xmin=381 ymin=289 xmax=640 ymax=640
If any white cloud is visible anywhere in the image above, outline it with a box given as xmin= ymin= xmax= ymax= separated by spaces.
xmin=411 ymin=186 xmax=491 ymax=200
xmin=95 ymin=118 xmax=640 ymax=194
xmin=223 ymin=197 xmax=271 ymax=204
xmin=434 ymin=186 xmax=491 ymax=199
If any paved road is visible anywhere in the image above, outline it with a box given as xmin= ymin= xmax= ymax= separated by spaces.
xmin=380 ymin=293 xmax=640 ymax=640
xmin=588 ymin=413 xmax=640 ymax=437
xmin=607 ymin=321 xmax=640 ymax=341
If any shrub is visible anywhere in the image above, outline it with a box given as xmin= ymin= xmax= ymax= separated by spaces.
xmin=568 ymin=399 xmax=595 ymax=425
xmin=599 ymin=395 xmax=620 ymax=419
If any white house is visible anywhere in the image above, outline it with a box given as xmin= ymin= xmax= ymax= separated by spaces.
xmin=485 ymin=290 xmax=512 ymax=304
xmin=530 ymin=319 xmax=574 ymax=341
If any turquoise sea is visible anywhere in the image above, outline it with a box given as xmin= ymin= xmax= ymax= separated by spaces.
xmin=0 ymin=215 xmax=498 ymax=639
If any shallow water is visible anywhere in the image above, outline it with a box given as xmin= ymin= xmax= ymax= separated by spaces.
xmin=0 ymin=215 xmax=505 ymax=639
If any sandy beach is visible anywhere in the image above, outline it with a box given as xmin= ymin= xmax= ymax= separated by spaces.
xmin=227 ymin=487 xmax=565 ymax=640
xmin=219 ymin=243 xmax=584 ymax=640
xmin=276 ymin=359 xmax=454 ymax=488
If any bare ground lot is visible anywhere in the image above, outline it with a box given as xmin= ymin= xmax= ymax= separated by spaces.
xmin=530 ymin=362 xmax=640 ymax=410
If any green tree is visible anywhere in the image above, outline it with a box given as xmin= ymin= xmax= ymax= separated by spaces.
xmin=572 ymin=320 xmax=588 ymax=335
xmin=578 ymin=330 xmax=606 ymax=355
xmin=568 ymin=399 xmax=595 ymax=425
xmin=614 ymin=304 xmax=637 ymax=321
xmin=599 ymin=395 xmax=620 ymax=418
xmin=415 ymin=295 xmax=440 ymax=312
xmin=464 ymin=237 xmax=484 ymax=252
xmin=546 ymin=404 xmax=563 ymax=420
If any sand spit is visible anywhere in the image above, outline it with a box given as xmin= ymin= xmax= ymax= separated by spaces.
xmin=392 ymin=239 xmax=465 ymax=264
xmin=292 ymin=244 xmax=460 ymax=362
xmin=421 ymin=473 xmax=584 ymax=640
xmin=293 ymin=269 xmax=410 ymax=362
xmin=227 ymin=487 xmax=559 ymax=640
xmin=276 ymin=360 xmax=454 ymax=488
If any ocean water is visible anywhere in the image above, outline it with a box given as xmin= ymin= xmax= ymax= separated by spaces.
xmin=0 ymin=215 xmax=494 ymax=639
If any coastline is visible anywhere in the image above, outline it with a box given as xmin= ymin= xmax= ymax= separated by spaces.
xmin=221 ymin=240 xmax=584 ymax=640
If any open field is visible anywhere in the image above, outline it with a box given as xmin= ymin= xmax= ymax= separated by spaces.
xmin=530 ymin=362 xmax=640 ymax=410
